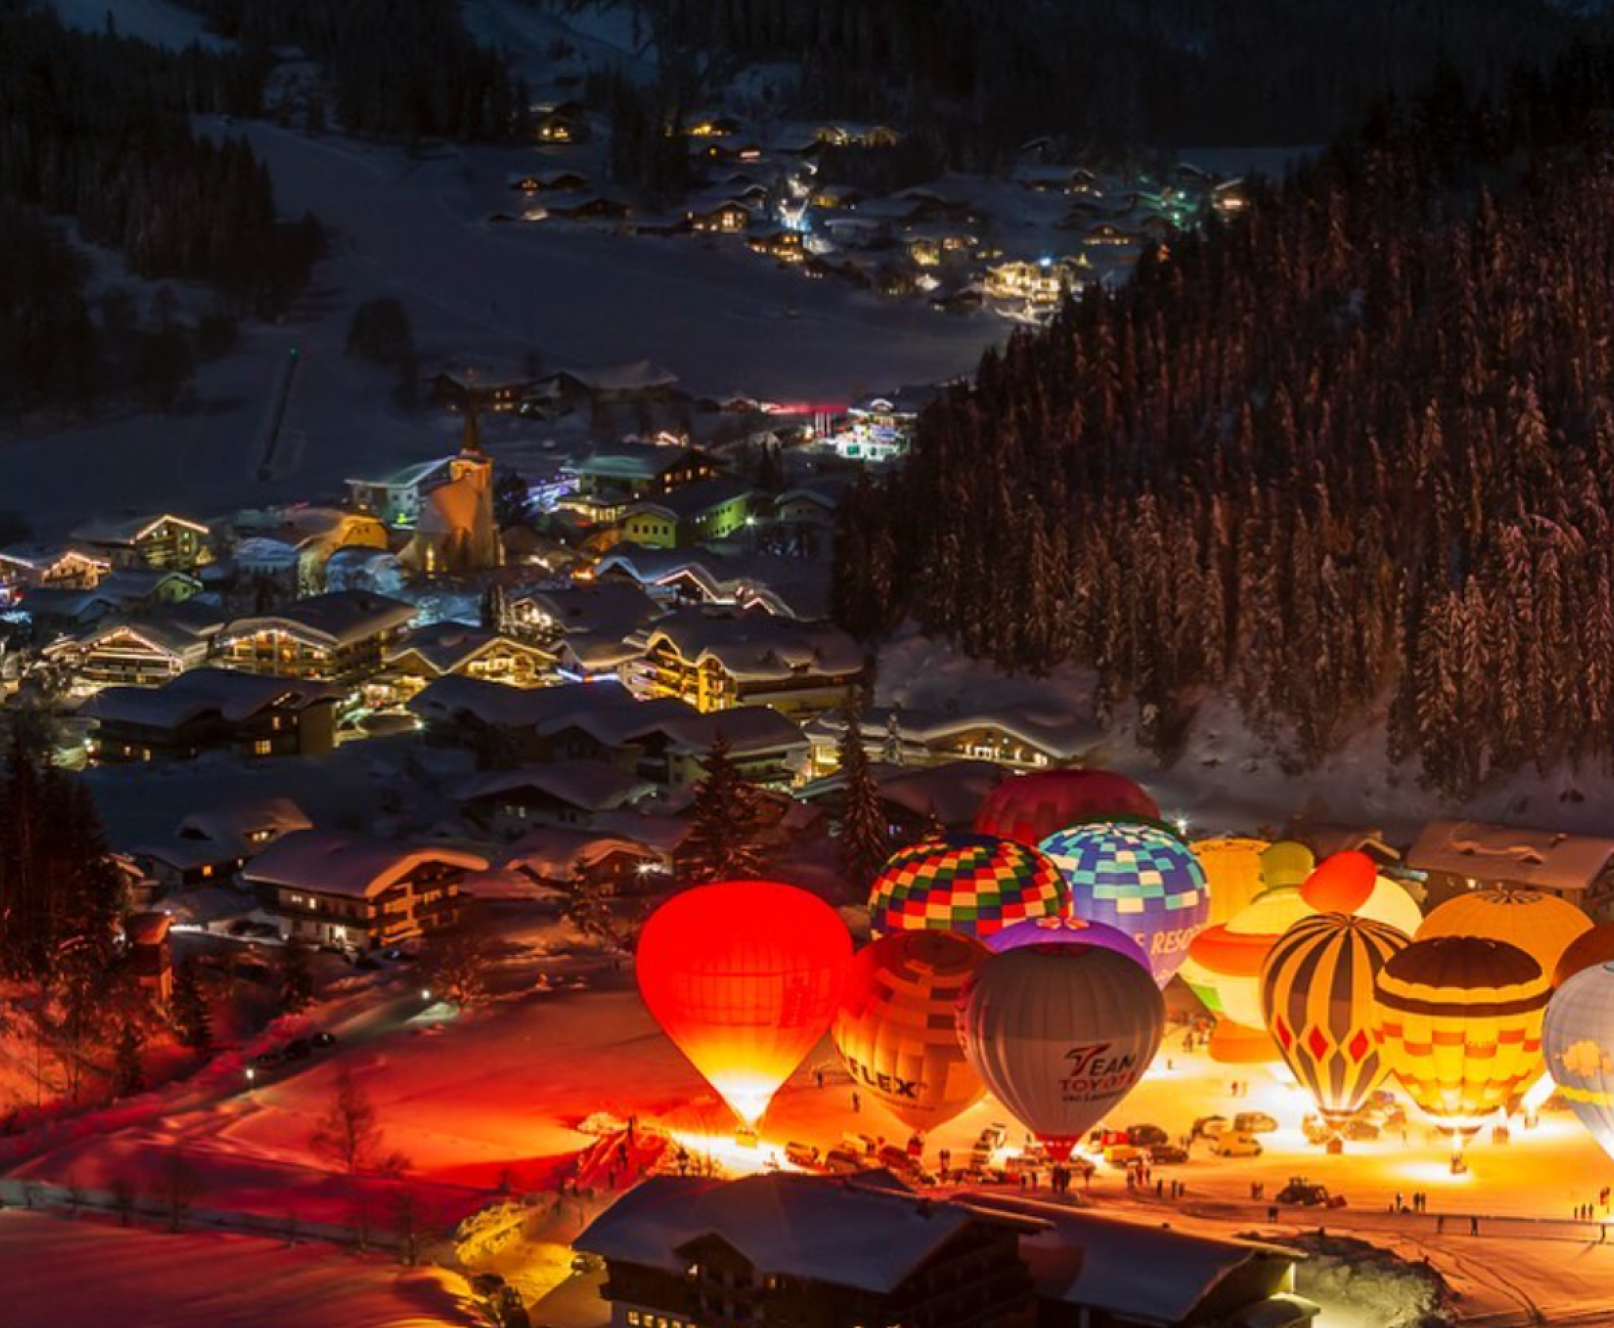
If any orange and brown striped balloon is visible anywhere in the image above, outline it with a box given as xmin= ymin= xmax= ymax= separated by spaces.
xmin=1372 ymin=935 xmax=1550 ymax=1134
xmin=1262 ymin=913 xmax=1410 ymax=1124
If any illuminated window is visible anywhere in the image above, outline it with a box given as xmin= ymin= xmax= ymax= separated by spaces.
xmin=253 ymin=739 xmax=272 ymax=756
xmin=627 ymin=1314 xmax=640 ymax=1325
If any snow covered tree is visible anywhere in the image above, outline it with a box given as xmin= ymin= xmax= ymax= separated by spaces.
xmin=678 ymin=734 xmax=766 ymax=884
xmin=421 ymin=906 xmax=495 ymax=1009
xmin=170 ymin=956 xmax=212 ymax=1054
xmin=565 ymin=866 xmax=640 ymax=955
xmin=837 ymin=702 xmax=890 ymax=892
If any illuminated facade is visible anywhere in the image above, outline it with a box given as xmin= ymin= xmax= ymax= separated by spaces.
xmin=70 ymin=512 xmax=212 ymax=572
xmin=216 ymin=591 xmax=415 ymax=686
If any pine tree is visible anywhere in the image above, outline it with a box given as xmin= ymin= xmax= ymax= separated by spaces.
xmin=678 ymin=734 xmax=766 ymax=884
xmin=170 ymin=956 xmax=212 ymax=1054
xmin=280 ymin=941 xmax=314 ymax=1014
xmin=112 ymin=1019 xmax=145 ymax=1097
xmin=837 ymin=702 xmax=890 ymax=892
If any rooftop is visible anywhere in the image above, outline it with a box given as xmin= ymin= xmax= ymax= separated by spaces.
xmin=1407 ymin=819 xmax=1614 ymax=893
xmin=221 ymin=591 xmax=415 ymax=649
xmin=82 ymin=669 xmax=341 ymax=729
xmin=243 ymin=829 xmax=488 ymax=900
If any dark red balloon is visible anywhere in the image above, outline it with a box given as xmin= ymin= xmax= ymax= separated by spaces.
xmin=973 ymin=769 xmax=1160 ymax=848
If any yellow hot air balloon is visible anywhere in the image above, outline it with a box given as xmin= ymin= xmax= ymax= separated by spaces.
xmin=1191 ymin=887 xmax=1316 ymax=1032
xmin=1418 ymin=888 xmax=1592 ymax=979
xmin=1372 ymin=935 xmax=1551 ymax=1134
xmin=832 ymin=931 xmax=988 ymax=1133
xmin=1262 ymin=913 xmax=1410 ymax=1127
xmin=1261 ymin=840 xmax=1315 ymax=890
xmin=1192 ymin=837 xmax=1271 ymax=927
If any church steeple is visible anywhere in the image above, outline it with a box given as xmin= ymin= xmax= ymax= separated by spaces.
xmin=460 ymin=383 xmax=484 ymax=457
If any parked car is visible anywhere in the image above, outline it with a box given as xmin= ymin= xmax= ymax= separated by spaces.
xmin=1128 ymin=1123 xmax=1169 ymax=1148
xmin=1149 ymin=1144 xmax=1190 ymax=1165
xmin=281 ymin=1038 xmax=312 ymax=1061
xmin=251 ymin=1049 xmax=283 ymax=1069
xmin=823 ymin=1146 xmax=865 ymax=1175
xmin=1234 ymin=1111 xmax=1280 ymax=1134
xmin=785 ymin=1141 xmax=822 ymax=1170
xmin=1210 ymin=1130 xmax=1264 ymax=1158
xmin=310 ymin=1031 xmax=337 ymax=1049
xmin=1192 ymin=1115 xmax=1228 ymax=1139
xmin=1103 ymin=1143 xmax=1142 ymax=1167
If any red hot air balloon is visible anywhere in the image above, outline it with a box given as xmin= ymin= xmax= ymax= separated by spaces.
xmin=973 ymin=769 xmax=1161 ymax=849
xmin=636 ymin=881 xmax=852 ymax=1126
xmin=1300 ymin=852 xmax=1379 ymax=915
xmin=957 ymin=943 xmax=1165 ymax=1160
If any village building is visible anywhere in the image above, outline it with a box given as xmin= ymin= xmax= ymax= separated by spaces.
xmin=577 ymin=1171 xmax=1038 ymax=1328
xmin=69 ymin=512 xmax=212 ymax=573
xmin=747 ymin=224 xmax=806 ymax=263
xmin=623 ymin=608 xmax=865 ymax=718
xmin=502 ymin=826 xmax=671 ymax=892
xmin=215 ymin=591 xmax=415 ymax=686
xmin=234 ymin=506 xmax=392 ymax=594
xmin=0 ymin=545 xmax=111 ymax=606
xmin=534 ymin=100 xmax=591 ymax=144
xmin=456 ymin=761 xmax=657 ymax=838
xmin=808 ymin=704 xmax=1107 ymax=774
xmin=384 ymin=622 xmax=558 ymax=698
xmin=617 ymin=476 xmax=756 ymax=549
xmin=591 ymin=547 xmax=831 ymax=620
xmin=346 ymin=457 xmax=461 ymax=529
xmin=123 ymin=911 xmax=175 ymax=1004
xmin=83 ymin=669 xmax=341 ymax=763
xmin=44 ymin=612 xmax=222 ymax=692
xmin=243 ymin=830 xmax=485 ymax=950
xmin=802 ymin=759 xmax=1007 ymax=840
xmin=564 ymin=442 xmax=719 ymax=516
xmin=396 ymin=402 xmax=503 ymax=575
xmin=686 ymin=197 xmax=755 ymax=233
xmin=127 ymin=796 xmax=313 ymax=891
xmin=506 ymin=581 xmax=666 ymax=681
xmin=827 ymin=390 xmax=935 ymax=463
xmin=984 ymin=257 xmax=1086 ymax=306
xmin=1407 ymin=820 xmax=1614 ymax=913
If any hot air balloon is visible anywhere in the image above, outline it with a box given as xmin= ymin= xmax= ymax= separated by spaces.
xmin=1261 ymin=841 xmax=1316 ymax=891
xmin=973 ymin=769 xmax=1160 ymax=848
xmin=1192 ymin=837 xmax=1272 ymax=927
xmin=1418 ymin=888 xmax=1592 ymax=980
xmin=1372 ymin=935 xmax=1550 ymax=1134
xmin=1261 ymin=913 xmax=1410 ymax=1129
xmin=636 ymin=881 xmax=852 ymax=1125
xmin=1188 ymin=887 xmax=1316 ymax=1033
xmin=1554 ymin=923 xmax=1614 ymax=989
xmin=957 ymin=943 xmax=1165 ymax=1160
xmin=867 ymin=833 xmax=1068 ymax=941
xmin=1300 ymin=852 xmax=1378 ymax=914
xmin=1038 ymin=821 xmax=1210 ymax=986
xmin=1543 ymin=962 xmax=1614 ymax=1162
xmin=986 ymin=915 xmax=1151 ymax=971
xmin=832 ymin=931 xmax=988 ymax=1133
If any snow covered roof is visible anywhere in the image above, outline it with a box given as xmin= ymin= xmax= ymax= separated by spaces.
xmin=566 ymin=443 xmax=702 ymax=482
xmin=131 ymin=796 xmax=313 ymax=870
xmin=512 ymin=581 xmax=664 ymax=638
xmin=799 ymin=758 xmax=1005 ymax=826
xmin=123 ymin=911 xmax=173 ymax=946
xmin=243 ymin=829 xmax=487 ymax=899
xmin=97 ymin=567 xmax=199 ymax=602
xmin=49 ymin=613 xmax=219 ymax=662
xmin=659 ymin=705 xmax=807 ymax=757
xmin=576 ymin=1173 xmax=1042 ymax=1295
xmin=632 ymin=608 xmax=863 ymax=681
xmin=545 ymin=361 xmax=680 ymax=396
xmin=593 ymin=548 xmax=831 ymax=621
xmin=220 ymin=591 xmax=415 ymax=650
xmin=70 ymin=512 xmax=210 ymax=546
xmin=408 ymin=676 xmax=697 ymax=744
xmin=1407 ymin=820 xmax=1614 ymax=893
xmin=502 ymin=826 xmax=668 ymax=879
xmin=0 ymin=543 xmax=110 ymax=574
xmin=972 ymin=1196 xmax=1301 ymax=1326
xmin=82 ymin=669 xmax=341 ymax=729
xmin=625 ymin=475 xmax=754 ymax=521
xmin=456 ymin=760 xmax=655 ymax=812
xmin=388 ymin=623 xmax=554 ymax=676
xmin=813 ymin=704 xmax=1103 ymax=763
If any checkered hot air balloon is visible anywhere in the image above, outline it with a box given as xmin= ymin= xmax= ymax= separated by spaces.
xmin=1262 ymin=913 xmax=1410 ymax=1129
xmin=867 ymin=833 xmax=1069 ymax=941
xmin=1038 ymin=821 xmax=1210 ymax=987
xmin=1372 ymin=935 xmax=1551 ymax=1135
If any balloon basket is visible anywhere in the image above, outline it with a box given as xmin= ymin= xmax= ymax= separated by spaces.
xmin=1325 ymin=1136 xmax=1343 ymax=1156
xmin=1450 ymin=1151 xmax=1469 ymax=1176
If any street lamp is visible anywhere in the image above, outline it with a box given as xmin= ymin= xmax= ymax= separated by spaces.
xmin=421 ymin=988 xmax=433 ymax=1002
xmin=245 ymin=1066 xmax=256 ymax=1085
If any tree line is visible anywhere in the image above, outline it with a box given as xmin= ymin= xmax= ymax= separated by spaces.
xmin=834 ymin=47 xmax=1614 ymax=798
xmin=640 ymin=0 xmax=1586 ymax=163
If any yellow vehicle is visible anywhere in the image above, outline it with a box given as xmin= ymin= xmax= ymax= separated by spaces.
xmin=1210 ymin=1130 xmax=1264 ymax=1158
xmin=1104 ymin=1143 xmax=1143 ymax=1167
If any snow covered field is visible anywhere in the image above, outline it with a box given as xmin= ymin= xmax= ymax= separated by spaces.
xmin=0 ymin=1210 xmax=482 ymax=1328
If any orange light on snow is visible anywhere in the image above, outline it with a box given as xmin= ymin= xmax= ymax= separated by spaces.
xmin=636 ymin=881 xmax=852 ymax=1126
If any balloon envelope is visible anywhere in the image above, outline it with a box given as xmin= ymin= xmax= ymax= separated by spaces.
xmin=1261 ymin=841 xmax=1316 ymax=891
xmin=973 ymin=769 xmax=1160 ymax=848
xmin=1372 ymin=935 xmax=1550 ymax=1133
xmin=1554 ymin=924 xmax=1614 ymax=989
xmin=832 ymin=931 xmax=988 ymax=1132
xmin=1300 ymin=852 xmax=1379 ymax=915
xmin=1192 ymin=837 xmax=1271 ymax=928
xmin=1543 ymin=962 xmax=1614 ymax=1162
xmin=1262 ymin=913 xmax=1410 ymax=1123
xmin=637 ymin=881 xmax=852 ymax=1125
xmin=1038 ymin=821 xmax=1211 ymax=986
xmin=958 ymin=943 xmax=1165 ymax=1159
xmin=986 ymin=915 xmax=1151 ymax=972
xmin=1418 ymin=888 xmax=1592 ymax=980
xmin=868 ymin=833 xmax=1068 ymax=941
xmin=1189 ymin=887 xmax=1316 ymax=1030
